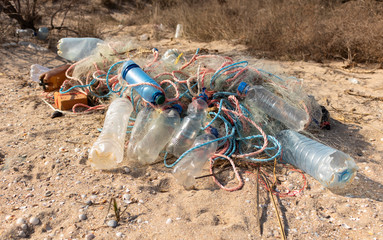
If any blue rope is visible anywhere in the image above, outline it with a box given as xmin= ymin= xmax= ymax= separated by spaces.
xmin=164 ymin=127 xmax=236 ymax=168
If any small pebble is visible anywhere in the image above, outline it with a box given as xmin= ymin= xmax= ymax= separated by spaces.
xmin=29 ymin=216 xmax=40 ymax=225
xmin=107 ymin=220 xmax=118 ymax=228
xmin=5 ymin=215 xmax=13 ymax=221
xmin=245 ymin=200 xmax=251 ymax=203
xmin=21 ymin=224 xmax=28 ymax=230
xmin=16 ymin=217 xmax=26 ymax=225
xmin=18 ymin=231 xmax=27 ymax=237
xmin=116 ymin=232 xmax=123 ymax=238
xmin=79 ymin=214 xmax=87 ymax=221
xmin=166 ymin=218 xmax=172 ymax=224
xmin=136 ymin=218 xmax=142 ymax=224
xmin=138 ymin=199 xmax=144 ymax=204
xmin=85 ymin=200 xmax=93 ymax=206
xmin=85 ymin=233 xmax=96 ymax=240
xmin=123 ymin=167 xmax=131 ymax=174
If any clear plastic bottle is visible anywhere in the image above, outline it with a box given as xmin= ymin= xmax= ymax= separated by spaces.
xmin=167 ymin=98 xmax=208 ymax=157
xmin=89 ymin=98 xmax=133 ymax=170
xmin=135 ymin=108 xmax=181 ymax=165
xmin=126 ymin=106 xmax=156 ymax=162
xmin=173 ymin=134 xmax=218 ymax=189
xmin=121 ymin=60 xmax=165 ymax=105
xmin=57 ymin=38 xmax=104 ymax=61
xmin=276 ymin=130 xmax=358 ymax=188
xmin=238 ymin=82 xmax=309 ymax=131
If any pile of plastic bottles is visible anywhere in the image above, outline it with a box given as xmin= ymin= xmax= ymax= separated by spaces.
xmin=57 ymin=41 xmax=358 ymax=190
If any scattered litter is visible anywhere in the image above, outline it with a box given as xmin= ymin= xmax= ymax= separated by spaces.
xmin=139 ymin=34 xmax=149 ymax=41
xmin=175 ymin=24 xmax=183 ymax=39
xmin=348 ymin=78 xmax=359 ymax=84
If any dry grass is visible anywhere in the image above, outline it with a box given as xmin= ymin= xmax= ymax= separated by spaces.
xmin=151 ymin=0 xmax=383 ymax=63
xmin=2 ymin=0 xmax=383 ymax=63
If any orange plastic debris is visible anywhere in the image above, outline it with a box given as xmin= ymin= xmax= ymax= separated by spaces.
xmin=39 ymin=64 xmax=71 ymax=92
xmin=54 ymin=91 xmax=88 ymax=111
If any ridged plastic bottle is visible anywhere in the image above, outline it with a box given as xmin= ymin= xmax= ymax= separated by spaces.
xmin=276 ymin=130 xmax=358 ymax=188
xmin=126 ymin=106 xmax=156 ymax=161
xmin=57 ymin=38 xmax=103 ymax=61
xmin=135 ymin=108 xmax=181 ymax=165
xmin=89 ymin=98 xmax=133 ymax=170
xmin=238 ymin=82 xmax=309 ymax=131
xmin=173 ymin=134 xmax=218 ymax=189
xmin=121 ymin=60 xmax=165 ymax=105
xmin=167 ymin=98 xmax=208 ymax=157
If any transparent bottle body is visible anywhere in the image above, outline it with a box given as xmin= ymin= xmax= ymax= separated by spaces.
xmin=89 ymin=98 xmax=133 ymax=170
xmin=57 ymin=38 xmax=103 ymax=61
xmin=167 ymin=98 xmax=208 ymax=157
xmin=173 ymin=134 xmax=218 ymax=189
xmin=126 ymin=106 xmax=155 ymax=162
xmin=135 ymin=109 xmax=180 ymax=165
xmin=245 ymin=85 xmax=309 ymax=131
xmin=277 ymin=130 xmax=358 ymax=188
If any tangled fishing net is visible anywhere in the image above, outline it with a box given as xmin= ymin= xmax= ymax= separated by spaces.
xmin=56 ymin=37 xmax=325 ymax=196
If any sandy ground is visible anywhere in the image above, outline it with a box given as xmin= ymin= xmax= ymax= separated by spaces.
xmin=0 ymin=24 xmax=383 ymax=240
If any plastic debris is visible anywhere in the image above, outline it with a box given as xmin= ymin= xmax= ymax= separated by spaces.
xmin=39 ymin=64 xmax=71 ymax=92
xmin=89 ymin=98 xmax=133 ymax=169
xmin=57 ymin=37 xmax=104 ymax=61
xmin=175 ymin=24 xmax=183 ymax=39
xmin=30 ymin=64 xmax=50 ymax=83
xmin=277 ymin=130 xmax=358 ymax=188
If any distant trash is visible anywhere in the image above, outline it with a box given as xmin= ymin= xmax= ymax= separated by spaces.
xmin=37 ymin=27 xmax=49 ymax=41
xmin=175 ymin=24 xmax=183 ymax=39
xmin=139 ymin=34 xmax=149 ymax=41
xmin=348 ymin=78 xmax=359 ymax=84
xmin=277 ymin=130 xmax=358 ymax=188
xmin=57 ymin=38 xmax=104 ymax=61
xmin=16 ymin=29 xmax=35 ymax=38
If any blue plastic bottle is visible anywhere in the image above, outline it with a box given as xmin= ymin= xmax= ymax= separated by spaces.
xmin=121 ymin=60 xmax=165 ymax=105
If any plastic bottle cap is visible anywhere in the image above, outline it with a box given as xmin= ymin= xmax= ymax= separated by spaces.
xmin=171 ymin=104 xmax=183 ymax=114
xmin=121 ymin=60 xmax=140 ymax=79
xmin=210 ymin=127 xmax=219 ymax=138
xmin=237 ymin=82 xmax=248 ymax=94
xmin=154 ymin=93 xmax=165 ymax=105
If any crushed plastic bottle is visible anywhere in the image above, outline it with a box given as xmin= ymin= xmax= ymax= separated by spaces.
xmin=276 ymin=130 xmax=358 ymax=188
xmin=126 ymin=106 xmax=156 ymax=162
xmin=238 ymin=82 xmax=309 ymax=131
xmin=173 ymin=133 xmax=218 ymax=189
xmin=167 ymin=98 xmax=208 ymax=157
xmin=135 ymin=108 xmax=181 ymax=165
xmin=121 ymin=60 xmax=165 ymax=105
xmin=57 ymin=38 xmax=103 ymax=61
xmin=89 ymin=98 xmax=133 ymax=170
